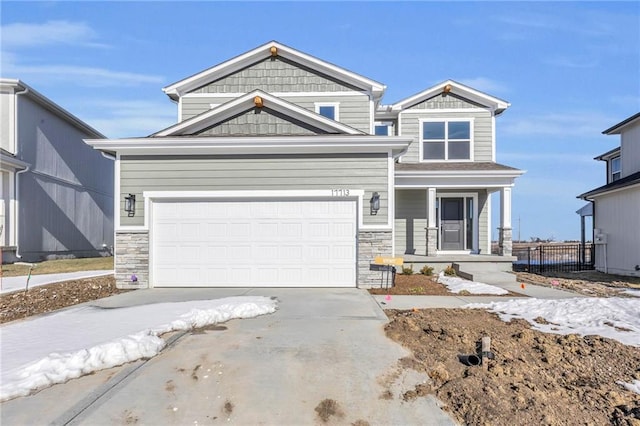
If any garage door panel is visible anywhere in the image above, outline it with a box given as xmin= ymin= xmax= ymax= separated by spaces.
xmin=152 ymin=199 xmax=356 ymax=287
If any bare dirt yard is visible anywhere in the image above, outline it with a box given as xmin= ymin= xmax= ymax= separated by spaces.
xmin=379 ymin=270 xmax=640 ymax=425
xmin=2 ymin=265 xmax=639 ymax=424
xmin=368 ymin=273 xmax=523 ymax=297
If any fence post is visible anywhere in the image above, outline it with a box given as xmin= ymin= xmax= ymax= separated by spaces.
xmin=539 ymin=245 xmax=543 ymax=272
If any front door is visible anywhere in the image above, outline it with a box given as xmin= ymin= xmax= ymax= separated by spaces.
xmin=441 ymin=198 xmax=464 ymax=250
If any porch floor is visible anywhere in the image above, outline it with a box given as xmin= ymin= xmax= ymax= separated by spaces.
xmin=399 ymin=254 xmax=517 ymax=263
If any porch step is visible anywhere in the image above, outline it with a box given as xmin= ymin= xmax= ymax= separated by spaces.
xmin=452 ymin=262 xmax=518 ymax=286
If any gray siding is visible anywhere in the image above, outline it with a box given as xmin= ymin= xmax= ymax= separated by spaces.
xmin=394 ymin=189 xmax=427 ymax=255
xmin=197 ymin=108 xmax=319 ymax=136
xmin=407 ymin=93 xmax=484 ymax=110
xmin=120 ymin=154 xmax=389 ymax=226
xmin=394 ymin=189 xmax=489 ymax=254
xmin=399 ymin=110 xmax=493 ymax=163
xmin=478 ymin=190 xmax=489 ymax=254
xmin=0 ymin=90 xmax=13 ymax=153
xmin=193 ymin=57 xmax=362 ymax=94
xmin=181 ymin=94 xmax=371 ymax=133
xmin=17 ymin=96 xmax=114 ymax=259
xmin=594 ymin=188 xmax=640 ymax=276
xmin=621 ymin=123 xmax=640 ymax=177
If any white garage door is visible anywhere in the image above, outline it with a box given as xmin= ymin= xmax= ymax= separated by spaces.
xmin=151 ymin=199 xmax=357 ymax=287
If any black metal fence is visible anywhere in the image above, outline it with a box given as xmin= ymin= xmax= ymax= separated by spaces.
xmin=512 ymin=243 xmax=595 ymax=273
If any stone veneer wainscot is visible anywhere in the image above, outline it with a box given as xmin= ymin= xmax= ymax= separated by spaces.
xmin=357 ymin=230 xmax=393 ymax=288
xmin=115 ymin=230 xmax=149 ymax=289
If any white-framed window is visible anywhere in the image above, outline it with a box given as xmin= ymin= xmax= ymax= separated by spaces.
xmin=610 ymin=156 xmax=621 ymax=182
xmin=374 ymin=121 xmax=393 ymax=136
xmin=314 ymin=102 xmax=340 ymax=121
xmin=420 ymin=119 xmax=473 ymax=161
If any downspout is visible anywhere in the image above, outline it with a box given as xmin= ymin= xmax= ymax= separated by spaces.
xmin=13 ymin=84 xmax=30 ymax=258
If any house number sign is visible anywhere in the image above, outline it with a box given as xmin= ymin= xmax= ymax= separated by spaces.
xmin=331 ymin=189 xmax=350 ymax=196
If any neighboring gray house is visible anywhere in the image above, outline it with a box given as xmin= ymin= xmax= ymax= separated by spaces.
xmin=0 ymin=79 xmax=114 ymax=262
xmin=85 ymin=41 xmax=523 ymax=289
xmin=578 ymin=112 xmax=640 ymax=277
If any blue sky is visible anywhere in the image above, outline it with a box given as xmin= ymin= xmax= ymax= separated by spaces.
xmin=2 ymin=1 xmax=639 ymax=242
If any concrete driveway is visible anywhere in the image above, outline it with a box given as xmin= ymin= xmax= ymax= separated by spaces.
xmin=1 ymin=288 xmax=456 ymax=425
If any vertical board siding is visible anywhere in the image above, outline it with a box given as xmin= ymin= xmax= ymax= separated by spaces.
xmin=399 ymin=110 xmax=493 ymax=163
xmin=1 ymin=91 xmax=13 ymax=153
xmin=120 ymin=154 xmax=389 ymax=226
xmin=394 ymin=189 xmax=427 ymax=255
xmin=594 ymin=189 xmax=640 ymax=276
xmin=193 ymin=57 xmax=362 ymax=94
xmin=16 ymin=96 xmax=114 ymax=257
xmin=621 ymin=124 xmax=640 ymax=177
xmin=181 ymin=95 xmax=371 ymax=133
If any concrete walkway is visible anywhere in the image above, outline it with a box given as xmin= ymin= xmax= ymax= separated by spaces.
xmin=0 ymin=270 xmax=113 ymax=294
xmin=370 ymin=280 xmax=582 ymax=310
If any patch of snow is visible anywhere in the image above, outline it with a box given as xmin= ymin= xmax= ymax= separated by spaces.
xmin=437 ymin=272 xmax=509 ymax=295
xmin=0 ymin=270 xmax=114 ymax=294
xmin=621 ymin=289 xmax=640 ymax=298
xmin=617 ymin=379 xmax=640 ymax=395
xmin=465 ymin=297 xmax=640 ymax=347
xmin=0 ymin=296 xmax=277 ymax=401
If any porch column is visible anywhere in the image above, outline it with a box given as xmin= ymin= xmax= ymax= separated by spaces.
xmin=498 ymin=187 xmax=512 ymax=256
xmin=426 ymin=187 xmax=438 ymax=256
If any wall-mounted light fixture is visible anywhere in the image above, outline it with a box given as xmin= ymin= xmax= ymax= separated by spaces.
xmin=124 ymin=193 xmax=136 ymax=217
xmin=370 ymin=192 xmax=380 ymax=215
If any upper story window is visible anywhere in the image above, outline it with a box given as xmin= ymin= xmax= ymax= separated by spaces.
xmin=421 ymin=119 xmax=472 ymax=161
xmin=315 ymin=103 xmax=339 ymax=121
xmin=610 ymin=156 xmax=621 ymax=182
xmin=375 ymin=125 xmax=389 ymax=135
xmin=374 ymin=121 xmax=394 ymax=136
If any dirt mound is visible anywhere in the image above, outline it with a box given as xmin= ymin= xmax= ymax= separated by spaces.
xmin=385 ymin=309 xmax=640 ymax=426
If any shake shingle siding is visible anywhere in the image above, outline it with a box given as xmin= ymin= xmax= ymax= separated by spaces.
xmin=197 ymin=108 xmax=320 ymax=136
xmin=193 ymin=57 xmax=361 ymax=94
xmin=181 ymin=94 xmax=371 ymax=133
xmin=119 ymin=154 xmax=389 ymax=226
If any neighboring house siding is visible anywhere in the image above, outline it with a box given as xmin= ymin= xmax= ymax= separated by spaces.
xmin=193 ymin=57 xmax=361 ymax=94
xmin=17 ymin=96 xmax=113 ymax=258
xmin=0 ymin=90 xmax=14 ymax=153
xmin=593 ymin=187 xmax=640 ymax=276
xmin=394 ymin=189 xmax=427 ymax=255
xmin=621 ymin=123 xmax=640 ymax=177
xmin=120 ymin=154 xmax=389 ymax=226
xmin=181 ymin=94 xmax=371 ymax=133
xmin=197 ymin=108 xmax=319 ymax=136
xmin=399 ymin=110 xmax=493 ymax=163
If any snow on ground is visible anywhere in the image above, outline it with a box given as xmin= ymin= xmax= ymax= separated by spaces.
xmin=0 ymin=270 xmax=114 ymax=294
xmin=466 ymin=297 xmax=640 ymax=347
xmin=617 ymin=380 xmax=640 ymax=395
xmin=0 ymin=296 xmax=277 ymax=402
xmin=437 ymin=272 xmax=509 ymax=295
xmin=621 ymin=289 xmax=640 ymax=297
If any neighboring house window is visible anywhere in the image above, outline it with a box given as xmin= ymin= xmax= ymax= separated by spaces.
xmin=421 ymin=120 xmax=472 ymax=161
xmin=610 ymin=156 xmax=621 ymax=182
xmin=315 ymin=103 xmax=339 ymax=121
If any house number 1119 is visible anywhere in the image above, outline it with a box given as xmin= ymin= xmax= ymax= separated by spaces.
xmin=331 ymin=189 xmax=350 ymax=196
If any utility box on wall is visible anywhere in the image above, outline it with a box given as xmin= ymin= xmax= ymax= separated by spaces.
xmin=594 ymin=231 xmax=608 ymax=244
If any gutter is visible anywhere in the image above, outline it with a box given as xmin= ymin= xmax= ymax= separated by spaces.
xmin=13 ymin=84 xmax=29 ymax=258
